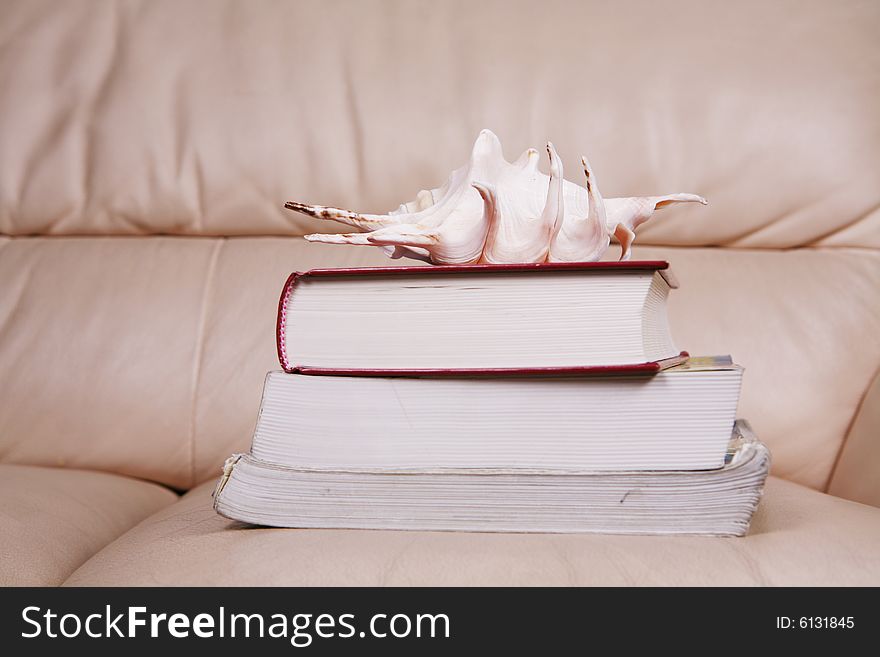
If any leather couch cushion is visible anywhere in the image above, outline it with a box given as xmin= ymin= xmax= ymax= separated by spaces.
xmin=64 ymin=476 xmax=880 ymax=586
xmin=1 ymin=0 xmax=877 ymax=247
xmin=0 ymin=464 xmax=176 ymax=586
xmin=1 ymin=237 xmax=877 ymax=491
xmin=0 ymin=236 xmax=390 ymax=490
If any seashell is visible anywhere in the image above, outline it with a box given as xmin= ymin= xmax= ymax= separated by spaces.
xmin=287 ymin=129 xmax=707 ymax=264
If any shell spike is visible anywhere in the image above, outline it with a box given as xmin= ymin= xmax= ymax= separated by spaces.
xmin=365 ymin=224 xmax=439 ymax=248
xmin=651 ymin=193 xmax=708 ymax=208
xmin=284 ymin=201 xmax=397 ymax=230
xmin=614 ymin=224 xmax=636 ymax=261
xmin=472 ymin=181 xmax=502 ymax=254
xmin=470 ymin=128 xmax=505 ymax=164
xmin=581 ymin=154 xmax=607 ymax=237
xmin=514 ymin=147 xmax=540 ymax=172
xmin=303 ymin=232 xmax=372 ymax=245
xmin=580 ymin=156 xmax=592 ymax=191
xmin=471 ymin=181 xmax=500 ymax=222
xmin=541 ymin=142 xmax=564 ymax=238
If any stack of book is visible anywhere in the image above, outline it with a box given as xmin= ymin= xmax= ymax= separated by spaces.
xmin=214 ymin=262 xmax=769 ymax=536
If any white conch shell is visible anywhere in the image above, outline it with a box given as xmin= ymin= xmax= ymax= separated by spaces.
xmin=288 ymin=129 xmax=707 ymax=264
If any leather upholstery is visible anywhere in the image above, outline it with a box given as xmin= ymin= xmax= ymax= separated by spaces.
xmin=64 ymin=477 xmax=880 ymax=586
xmin=0 ymin=464 xmax=176 ymax=586
xmin=1 ymin=0 xmax=877 ymax=248
xmin=1 ymin=239 xmax=876 ymax=491
xmin=1 ymin=0 xmax=878 ymax=584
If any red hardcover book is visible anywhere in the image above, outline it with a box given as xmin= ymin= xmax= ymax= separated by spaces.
xmin=276 ymin=261 xmax=687 ymax=376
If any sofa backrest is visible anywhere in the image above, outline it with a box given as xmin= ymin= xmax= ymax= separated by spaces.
xmin=1 ymin=0 xmax=878 ymax=495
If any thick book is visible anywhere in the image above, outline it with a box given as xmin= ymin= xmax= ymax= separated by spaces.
xmin=213 ymin=420 xmax=769 ymax=536
xmin=277 ymin=261 xmax=686 ymax=375
xmin=250 ymin=356 xmax=742 ymax=472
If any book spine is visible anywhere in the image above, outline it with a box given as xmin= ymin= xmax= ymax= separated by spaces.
xmin=276 ymin=271 xmax=303 ymax=373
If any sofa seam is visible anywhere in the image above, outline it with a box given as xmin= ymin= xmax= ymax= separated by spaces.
xmin=823 ymin=363 xmax=880 ymax=494
xmin=0 ymin=234 xmax=876 ymax=254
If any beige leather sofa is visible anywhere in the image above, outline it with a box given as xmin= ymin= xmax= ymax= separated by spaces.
xmin=2 ymin=0 xmax=879 ymax=586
